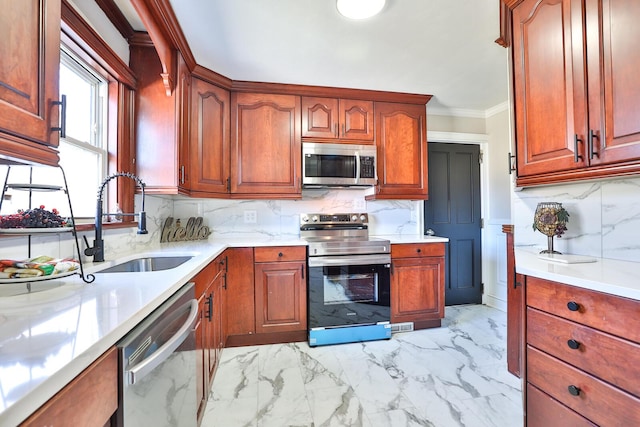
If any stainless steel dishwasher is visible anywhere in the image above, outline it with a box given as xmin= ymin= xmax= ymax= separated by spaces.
xmin=115 ymin=282 xmax=198 ymax=427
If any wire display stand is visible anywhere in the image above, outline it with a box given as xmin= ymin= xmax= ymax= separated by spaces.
xmin=0 ymin=165 xmax=95 ymax=289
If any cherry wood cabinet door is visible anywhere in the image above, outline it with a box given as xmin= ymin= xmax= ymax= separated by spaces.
xmin=195 ymin=291 xmax=207 ymax=423
xmin=301 ymin=97 xmax=339 ymax=139
xmin=512 ymin=0 xmax=588 ymax=178
xmin=225 ymin=247 xmax=256 ymax=337
xmin=0 ymin=0 xmax=61 ymax=165
xmin=132 ymin=48 xmax=190 ymax=194
xmin=254 ymin=261 xmax=306 ymax=334
xmin=503 ymin=225 xmax=522 ymax=378
xmin=22 ymin=347 xmax=117 ymax=427
xmin=231 ymin=92 xmax=301 ymax=198
xmin=390 ymin=254 xmax=444 ymax=327
xmin=587 ymin=0 xmax=640 ymax=167
xmin=373 ymin=102 xmax=427 ymax=199
xmin=189 ymin=78 xmax=230 ymax=196
xmin=301 ymin=97 xmax=374 ymax=141
xmin=340 ymin=99 xmax=374 ymax=141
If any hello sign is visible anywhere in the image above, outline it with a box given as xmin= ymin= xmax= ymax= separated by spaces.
xmin=161 ymin=217 xmax=212 ymax=242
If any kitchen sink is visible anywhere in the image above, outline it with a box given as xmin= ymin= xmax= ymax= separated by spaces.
xmin=97 ymin=256 xmax=193 ymax=273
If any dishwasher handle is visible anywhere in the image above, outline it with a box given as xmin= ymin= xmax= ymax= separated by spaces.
xmin=126 ymin=299 xmax=199 ymax=385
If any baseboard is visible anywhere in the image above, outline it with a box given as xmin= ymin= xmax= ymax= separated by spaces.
xmin=484 ymin=294 xmax=507 ymax=312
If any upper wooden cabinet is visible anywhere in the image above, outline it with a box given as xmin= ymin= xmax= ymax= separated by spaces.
xmin=512 ymin=0 xmax=640 ymax=186
xmin=369 ymin=102 xmax=428 ymax=200
xmin=301 ymin=97 xmax=374 ymax=142
xmin=231 ymin=92 xmax=301 ymax=198
xmin=189 ymin=77 xmax=231 ymax=196
xmin=0 ymin=0 xmax=61 ymax=166
xmin=131 ymin=46 xmax=191 ymax=195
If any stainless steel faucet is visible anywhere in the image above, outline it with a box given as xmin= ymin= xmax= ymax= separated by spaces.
xmin=84 ymin=172 xmax=147 ymax=262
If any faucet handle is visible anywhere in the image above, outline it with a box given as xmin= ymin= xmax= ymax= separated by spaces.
xmin=83 ymin=235 xmax=98 ymax=256
xmin=137 ymin=211 xmax=148 ymax=235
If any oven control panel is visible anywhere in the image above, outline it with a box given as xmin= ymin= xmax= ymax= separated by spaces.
xmin=300 ymin=213 xmax=368 ymax=226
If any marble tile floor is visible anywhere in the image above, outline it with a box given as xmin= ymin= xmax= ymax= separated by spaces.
xmin=201 ymin=305 xmax=523 ymax=427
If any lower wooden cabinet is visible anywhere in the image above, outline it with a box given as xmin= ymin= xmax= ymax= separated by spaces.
xmin=524 ymin=276 xmax=640 ymax=426
xmin=254 ymin=246 xmax=307 ymax=334
xmin=194 ymin=253 xmax=226 ymax=424
xmin=390 ymin=243 xmax=445 ymax=329
xmin=503 ymin=224 xmax=523 ymax=378
xmin=21 ymin=347 xmax=118 ymax=427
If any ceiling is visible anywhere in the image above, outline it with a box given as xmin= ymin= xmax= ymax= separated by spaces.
xmin=116 ymin=0 xmax=509 ymax=115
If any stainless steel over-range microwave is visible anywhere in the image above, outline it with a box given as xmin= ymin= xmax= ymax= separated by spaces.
xmin=302 ymin=142 xmax=377 ymax=188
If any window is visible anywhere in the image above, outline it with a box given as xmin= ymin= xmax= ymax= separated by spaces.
xmin=57 ymin=48 xmax=108 ymax=218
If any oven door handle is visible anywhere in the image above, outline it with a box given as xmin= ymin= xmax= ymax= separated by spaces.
xmin=125 ymin=299 xmax=199 ymax=385
xmin=308 ymin=254 xmax=391 ymax=267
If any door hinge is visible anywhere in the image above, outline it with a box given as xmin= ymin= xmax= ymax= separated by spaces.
xmin=480 ymin=218 xmax=484 ymax=228
xmin=481 ymin=282 xmax=485 ymax=294
xmin=479 ymin=151 xmax=484 ymax=164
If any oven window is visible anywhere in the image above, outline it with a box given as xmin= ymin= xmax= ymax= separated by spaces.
xmin=324 ymin=273 xmax=378 ymax=305
xmin=305 ymin=154 xmax=356 ymax=178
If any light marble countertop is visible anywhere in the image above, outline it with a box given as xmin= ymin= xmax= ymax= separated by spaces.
xmin=0 ymin=233 xmax=447 ymax=425
xmin=372 ymin=234 xmax=449 ymax=244
xmin=515 ymin=248 xmax=640 ymax=301
xmin=0 ymin=237 xmax=306 ymax=426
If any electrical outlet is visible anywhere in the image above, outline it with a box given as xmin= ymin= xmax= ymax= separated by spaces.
xmin=244 ymin=210 xmax=257 ymax=224
xmin=353 ymin=199 xmax=366 ymax=211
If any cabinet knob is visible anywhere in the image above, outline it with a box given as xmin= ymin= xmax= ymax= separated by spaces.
xmin=567 ymin=385 xmax=581 ymax=396
xmin=278 ymin=252 xmax=283 ymax=258
xmin=416 ymin=248 xmax=421 ymax=253
xmin=567 ymin=339 xmax=580 ymax=350
xmin=567 ymin=301 xmax=580 ymax=312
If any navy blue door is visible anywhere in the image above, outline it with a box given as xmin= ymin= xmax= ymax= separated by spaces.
xmin=424 ymin=142 xmax=482 ymax=305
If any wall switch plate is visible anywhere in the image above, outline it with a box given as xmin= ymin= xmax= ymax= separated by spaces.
xmin=244 ymin=210 xmax=257 ymax=224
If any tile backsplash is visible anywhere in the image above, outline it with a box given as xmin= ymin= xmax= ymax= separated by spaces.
xmin=512 ymin=176 xmax=640 ymax=263
xmin=173 ymin=189 xmax=422 ymax=238
xmin=0 ymin=189 xmax=421 ymax=262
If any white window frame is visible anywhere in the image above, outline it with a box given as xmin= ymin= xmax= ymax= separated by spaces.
xmin=59 ymin=46 xmax=108 ymax=219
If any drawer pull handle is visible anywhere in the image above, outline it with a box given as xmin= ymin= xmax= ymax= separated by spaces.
xmin=568 ymin=385 xmax=581 ymax=396
xmin=567 ymin=301 xmax=580 ymax=312
xmin=567 ymin=339 xmax=580 ymax=350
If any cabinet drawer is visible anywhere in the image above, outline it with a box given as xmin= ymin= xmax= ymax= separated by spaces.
xmin=526 ymin=277 xmax=640 ymax=344
xmin=391 ymin=243 xmax=445 ymax=258
xmin=254 ymin=246 xmax=306 ymax=263
xmin=527 ymin=384 xmax=595 ymax=427
xmin=527 ymin=308 xmax=640 ymax=397
xmin=527 ymin=346 xmax=640 ymax=427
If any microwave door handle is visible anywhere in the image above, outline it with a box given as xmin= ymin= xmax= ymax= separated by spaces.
xmin=355 ymin=152 xmax=361 ymax=184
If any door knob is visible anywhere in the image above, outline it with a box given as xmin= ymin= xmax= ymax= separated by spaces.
xmin=426 ymin=228 xmax=435 ymax=236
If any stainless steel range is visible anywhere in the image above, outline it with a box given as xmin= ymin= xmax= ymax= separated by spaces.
xmin=301 ymin=213 xmax=392 ymax=346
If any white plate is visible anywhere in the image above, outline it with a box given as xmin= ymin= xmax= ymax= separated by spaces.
xmin=538 ymin=254 xmax=597 ymax=264
xmin=0 ymin=227 xmax=73 ymax=234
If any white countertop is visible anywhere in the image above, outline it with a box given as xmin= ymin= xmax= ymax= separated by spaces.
xmin=0 ymin=237 xmax=306 ymax=426
xmin=515 ymin=248 xmax=640 ymax=301
xmin=373 ymin=234 xmax=449 ymax=244
xmin=0 ymin=234 xmax=445 ymax=425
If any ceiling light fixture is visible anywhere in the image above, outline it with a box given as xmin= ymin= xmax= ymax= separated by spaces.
xmin=337 ymin=0 xmax=386 ymax=20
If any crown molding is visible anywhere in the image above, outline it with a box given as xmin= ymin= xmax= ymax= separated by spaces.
xmin=428 ymin=101 xmax=510 ymax=119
